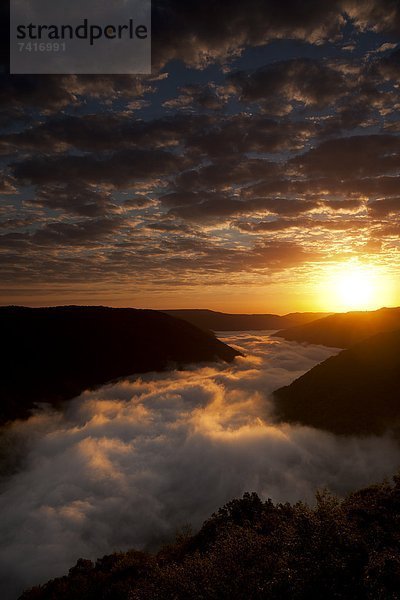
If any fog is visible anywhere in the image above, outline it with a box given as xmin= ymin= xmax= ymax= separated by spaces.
xmin=1 ymin=332 xmax=399 ymax=599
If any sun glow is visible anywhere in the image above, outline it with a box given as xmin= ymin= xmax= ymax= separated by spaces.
xmin=335 ymin=269 xmax=374 ymax=309
xmin=318 ymin=263 xmax=395 ymax=312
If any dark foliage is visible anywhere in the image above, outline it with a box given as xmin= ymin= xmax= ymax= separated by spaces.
xmin=273 ymin=329 xmax=400 ymax=435
xmin=20 ymin=474 xmax=400 ymax=599
xmin=0 ymin=306 xmax=239 ymax=424
xmin=274 ymin=307 xmax=400 ymax=348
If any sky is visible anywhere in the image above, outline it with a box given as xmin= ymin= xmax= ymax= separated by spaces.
xmin=2 ymin=332 xmax=400 ymax=598
xmin=1 ymin=0 xmax=400 ymax=312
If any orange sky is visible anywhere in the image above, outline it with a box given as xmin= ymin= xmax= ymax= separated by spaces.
xmin=1 ymin=260 xmax=398 ymax=314
xmin=2 ymin=2 xmax=400 ymax=315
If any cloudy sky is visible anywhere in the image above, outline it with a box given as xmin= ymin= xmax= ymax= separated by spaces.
xmin=1 ymin=0 xmax=400 ymax=311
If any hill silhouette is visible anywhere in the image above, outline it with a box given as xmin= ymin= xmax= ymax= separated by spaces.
xmin=20 ymin=474 xmax=400 ymax=600
xmin=0 ymin=306 xmax=239 ymax=424
xmin=273 ymin=329 xmax=400 ymax=435
xmin=274 ymin=307 xmax=400 ymax=348
xmin=163 ymin=309 xmax=330 ymax=331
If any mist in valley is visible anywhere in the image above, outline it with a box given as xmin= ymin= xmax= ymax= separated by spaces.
xmin=1 ymin=333 xmax=399 ymax=599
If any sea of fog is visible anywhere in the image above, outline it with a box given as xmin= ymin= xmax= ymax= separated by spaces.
xmin=1 ymin=332 xmax=400 ymax=599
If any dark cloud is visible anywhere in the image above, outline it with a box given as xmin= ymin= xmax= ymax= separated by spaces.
xmin=0 ymin=75 xmax=152 ymax=115
xmin=186 ymin=114 xmax=315 ymax=156
xmin=235 ymin=216 xmax=369 ymax=233
xmin=275 ymin=176 xmax=400 ymax=202
xmin=0 ymin=176 xmax=17 ymax=195
xmin=3 ymin=113 xmax=314 ymax=162
xmin=377 ymin=48 xmax=400 ymax=80
xmin=1 ymin=6 xmax=400 ymax=593
xmin=152 ymin=1 xmax=400 ymax=69
xmin=0 ymin=217 xmax=122 ymax=250
xmin=163 ymin=83 xmax=229 ymax=111
xmin=292 ymin=135 xmax=400 ymax=178
xmin=322 ymin=199 xmax=363 ymax=211
xmin=346 ymin=176 xmax=400 ymax=198
xmin=318 ymin=102 xmax=374 ymax=137
xmin=145 ymin=219 xmax=198 ymax=234
xmin=13 ymin=149 xmax=188 ymax=188
xmin=1 ymin=0 xmax=399 ymax=295
xmin=0 ymin=222 xmax=319 ymax=285
xmin=29 ymin=184 xmax=119 ymax=217
xmin=160 ymin=236 xmax=316 ymax=273
xmin=31 ymin=218 xmax=122 ymax=246
xmin=343 ymin=0 xmax=400 ymax=35
xmin=368 ymin=198 xmax=400 ymax=216
xmin=230 ymin=59 xmax=349 ymax=114
xmin=159 ymin=191 xmax=321 ymax=223
xmin=160 ymin=190 xmax=245 ymax=221
xmin=176 ymin=157 xmax=281 ymax=190
xmin=152 ymin=1 xmax=345 ymax=68
xmin=245 ymin=198 xmax=320 ymax=215
xmin=1 ymin=114 xmax=212 ymax=156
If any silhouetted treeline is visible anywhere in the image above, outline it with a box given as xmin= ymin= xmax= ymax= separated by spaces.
xmin=20 ymin=474 xmax=400 ymax=599
xmin=274 ymin=306 xmax=400 ymax=348
xmin=0 ymin=306 xmax=239 ymax=424
xmin=274 ymin=328 xmax=400 ymax=435
xmin=164 ymin=309 xmax=331 ymax=331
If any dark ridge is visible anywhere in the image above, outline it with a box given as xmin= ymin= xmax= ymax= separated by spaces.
xmin=273 ymin=306 xmax=400 ymax=348
xmin=163 ymin=309 xmax=331 ymax=331
xmin=19 ymin=474 xmax=400 ymax=600
xmin=273 ymin=329 xmax=400 ymax=435
xmin=0 ymin=305 xmax=239 ymax=424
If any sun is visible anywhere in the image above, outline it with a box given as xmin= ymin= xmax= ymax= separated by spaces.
xmin=334 ymin=269 xmax=375 ymax=310
xmin=318 ymin=262 xmax=395 ymax=312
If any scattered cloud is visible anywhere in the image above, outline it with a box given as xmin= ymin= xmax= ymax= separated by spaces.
xmin=1 ymin=1 xmax=400 ymax=302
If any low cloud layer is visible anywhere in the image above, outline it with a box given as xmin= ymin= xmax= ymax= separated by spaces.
xmin=1 ymin=333 xmax=399 ymax=599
